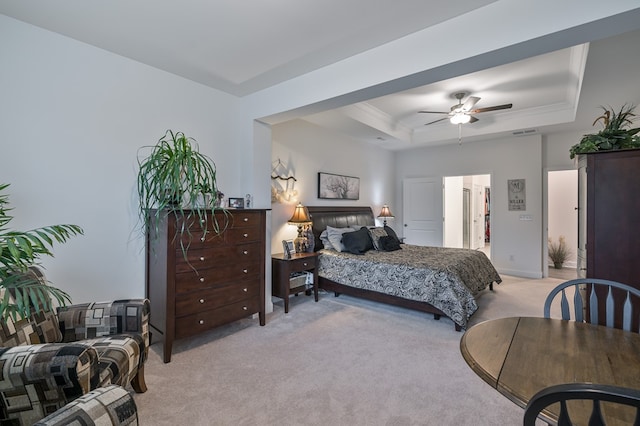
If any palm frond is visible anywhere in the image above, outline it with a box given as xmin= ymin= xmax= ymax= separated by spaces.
xmin=0 ymin=183 xmax=82 ymax=319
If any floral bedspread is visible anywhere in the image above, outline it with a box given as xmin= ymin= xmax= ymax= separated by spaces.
xmin=317 ymin=245 xmax=502 ymax=328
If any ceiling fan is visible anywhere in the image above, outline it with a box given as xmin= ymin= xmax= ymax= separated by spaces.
xmin=419 ymin=92 xmax=513 ymax=126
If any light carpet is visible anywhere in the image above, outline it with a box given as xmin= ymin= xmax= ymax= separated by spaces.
xmin=134 ymin=275 xmax=562 ymax=425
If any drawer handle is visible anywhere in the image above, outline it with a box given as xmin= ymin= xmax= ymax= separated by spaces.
xmin=243 ymin=287 xmax=248 ymax=292
xmin=200 ymin=219 xmax=205 ymax=224
xmin=243 ymin=269 xmax=248 ymax=274
xmin=243 ymin=233 xmax=248 ymax=238
xmin=243 ymin=306 xmax=248 ymax=310
xmin=303 ymin=262 xmax=308 ymax=266
xmin=200 ymin=277 xmax=205 ymax=282
xmin=200 ymin=237 xmax=205 ymax=242
xmin=199 ymin=320 xmax=204 ymax=325
xmin=199 ymin=298 xmax=205 ymax=304
xmin=243 ymin=217 xmax=249 ymax=222
xmin=199 ymin=256 xmax=205 ymax=261
xmin=243 ymin=250 xmax=248 ymax=255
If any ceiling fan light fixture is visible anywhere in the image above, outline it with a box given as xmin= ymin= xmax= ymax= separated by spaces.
xmin=450 ymin=113 xmax=471 ymax=124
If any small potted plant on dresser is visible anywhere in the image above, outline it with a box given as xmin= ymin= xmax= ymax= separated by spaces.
xmin=137 ymin=130 xmax=267 ymax=363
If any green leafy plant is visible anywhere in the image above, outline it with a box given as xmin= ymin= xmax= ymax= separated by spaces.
xmin=569 ymin=104 xmax=640 ymax=159
xmin=137 ymin=130 xmax=229 ymax=245
xmin=0 ymin=183 xmax=84 ymax=319
xmin=548 ymin=236 xmax=572 ymax=269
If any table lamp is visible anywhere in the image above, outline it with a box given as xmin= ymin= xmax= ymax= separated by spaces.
xmin=377 ymin=205 xmax=394 ymax=226
xmin=288 ymin=203 xmax=312 ymax=253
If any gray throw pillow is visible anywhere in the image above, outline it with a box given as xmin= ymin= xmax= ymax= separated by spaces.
xmin=325 ymin=226 xmax=355 ymax=252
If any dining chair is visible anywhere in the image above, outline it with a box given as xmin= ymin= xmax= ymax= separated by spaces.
xmin=523 ymin=383 xmax=640 ymax=426
xmin=543 ymin=278 xmax=640 ymax=332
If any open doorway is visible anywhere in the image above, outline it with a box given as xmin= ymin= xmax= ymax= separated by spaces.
xmin=547 ymin=170 xmax=578 ymax=279
xmin=444 ymin=174 xmax=491 ymax=258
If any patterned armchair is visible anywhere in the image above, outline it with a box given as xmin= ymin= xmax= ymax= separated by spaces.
xmin=0 ymin=267 xmax=149 ymax=425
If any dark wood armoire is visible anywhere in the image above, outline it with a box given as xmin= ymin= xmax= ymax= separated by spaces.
xmin=577 ymin=149 xmax=640 ymax=329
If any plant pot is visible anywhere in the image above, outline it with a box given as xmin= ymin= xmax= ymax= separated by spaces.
xmin=553 ymin=262 xmax=563 ymax=269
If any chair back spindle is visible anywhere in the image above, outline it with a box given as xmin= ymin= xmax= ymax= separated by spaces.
xmin=544 ymin=278 xmax=640 ymax=333
xmin=523 ymin=383 xmax=640 ymax=426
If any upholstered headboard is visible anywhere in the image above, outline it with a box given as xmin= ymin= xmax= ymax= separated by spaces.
xmin=307 ymin=206 xmax=375 ymax=251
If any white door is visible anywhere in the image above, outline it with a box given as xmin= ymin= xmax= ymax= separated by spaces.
xmin=402 ymin=177 xmax=443 ymax=246
xmin=472 ymin=184 xmax=485 ymax=249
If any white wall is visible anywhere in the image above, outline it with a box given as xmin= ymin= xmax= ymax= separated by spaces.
xmin=270 ymin=119 xmax=396 ymax=253
xmin=396 ymin=135 xmax=543 ymax=278
xmin=0 ymin=15 xmax=240 ymax=302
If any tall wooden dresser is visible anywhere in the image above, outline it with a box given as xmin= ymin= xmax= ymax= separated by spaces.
xmin=145 ymin=209 xmax=267 ymax=363
xmin=577 ymin=149 xmax=640 ymax=329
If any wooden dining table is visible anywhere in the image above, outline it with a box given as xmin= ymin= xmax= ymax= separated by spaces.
xmin=460 ymin=316 xmax=640 ymax=425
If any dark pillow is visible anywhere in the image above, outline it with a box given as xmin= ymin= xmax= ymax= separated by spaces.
xmin=379 ymin=235 xmax=402 ymax=252
xmin=342 ymin=227 xmax=373 ymax=255
xmin=384 ymin=225 xmax=401 ymax=244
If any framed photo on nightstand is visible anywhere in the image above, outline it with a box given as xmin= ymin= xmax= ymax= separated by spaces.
xmin=282 ymin=239 xmax=295 ymax=258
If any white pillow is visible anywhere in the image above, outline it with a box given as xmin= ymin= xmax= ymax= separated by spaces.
xmin=325 ymin=226 xmax=356 ymax=252
xmin=319 ymin=230 xmax=334 ymax=250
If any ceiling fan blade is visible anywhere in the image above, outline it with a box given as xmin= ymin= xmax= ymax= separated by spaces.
xmin=418 ymin=110 xmax=449 ymax=114
xmin=424 ymin=117 xmax=449 ymax=125
xmin=469 ymin=116 xmax=479 ymax=123
xmin=470 ymin=103 xmax=513 ymax=114
xmin=462 ymin=96 xmax=480 ymax=111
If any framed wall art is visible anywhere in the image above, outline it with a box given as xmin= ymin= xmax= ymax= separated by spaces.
xmin=507 ymin=179 xmax=526 ymax=211
xmin=318 ymin=172 xmax=360 ymax=200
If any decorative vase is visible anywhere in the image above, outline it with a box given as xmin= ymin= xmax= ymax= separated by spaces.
xmin=554 ymin=262 xmax=563 ymax=269
xmin=304 ymin=226 xmax=315 ymax=252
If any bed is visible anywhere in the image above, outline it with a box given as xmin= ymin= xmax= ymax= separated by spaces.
xmin=307 ymin=206 xmax=501 ymax=330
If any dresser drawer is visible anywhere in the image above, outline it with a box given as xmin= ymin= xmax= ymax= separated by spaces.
xmin=175 ymin=279 xmax=260 ymax=316
xmin=175 ymin=298 xmax=260 ymax=339
xmin=175 ymin=263 xmax=260 ymax=293
xmin=177 ymin=224 xmax=262 ymax=246
xmin=175 ymin=242 xmax=261 ymax=273
xmin=224 ymin=226 xmax=262 ymax=244
xmin=176 ymin=211 xmax=263 ymax=246
xmin=229 ymin=211 xmax=263 ymax=228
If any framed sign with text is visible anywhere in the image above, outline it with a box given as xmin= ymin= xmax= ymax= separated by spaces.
xmin=507 ymin=179 xmax=526 ymax=211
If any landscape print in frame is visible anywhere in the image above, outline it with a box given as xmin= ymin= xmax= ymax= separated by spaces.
xmin=318 ymin=172 xmax=360 ymax=200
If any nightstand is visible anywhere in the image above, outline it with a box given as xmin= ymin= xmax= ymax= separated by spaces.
xmin=271 ymin=252 xmax=319 ymax=313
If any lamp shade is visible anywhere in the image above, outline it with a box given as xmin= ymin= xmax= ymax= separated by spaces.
xmin=377 ymin=205 xmax=394 ymax=219
xmin=288 ymin=203 xmax=311 ymax=224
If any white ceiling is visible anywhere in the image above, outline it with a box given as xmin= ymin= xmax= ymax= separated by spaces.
xmin=2 ymin=1 xmax=640 ymax=150
xmin=0 ymin=0 xmax=496 ymax=95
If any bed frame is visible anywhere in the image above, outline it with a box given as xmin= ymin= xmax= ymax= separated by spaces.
xmin=307 ymin=206 xmax=461 ymax=331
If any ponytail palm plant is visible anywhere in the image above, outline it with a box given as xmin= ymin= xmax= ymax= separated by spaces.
xmin=137 ymin=130 xmax=228 ymax=245
xmin=0 ymin=183 xmax=83 ymax=319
